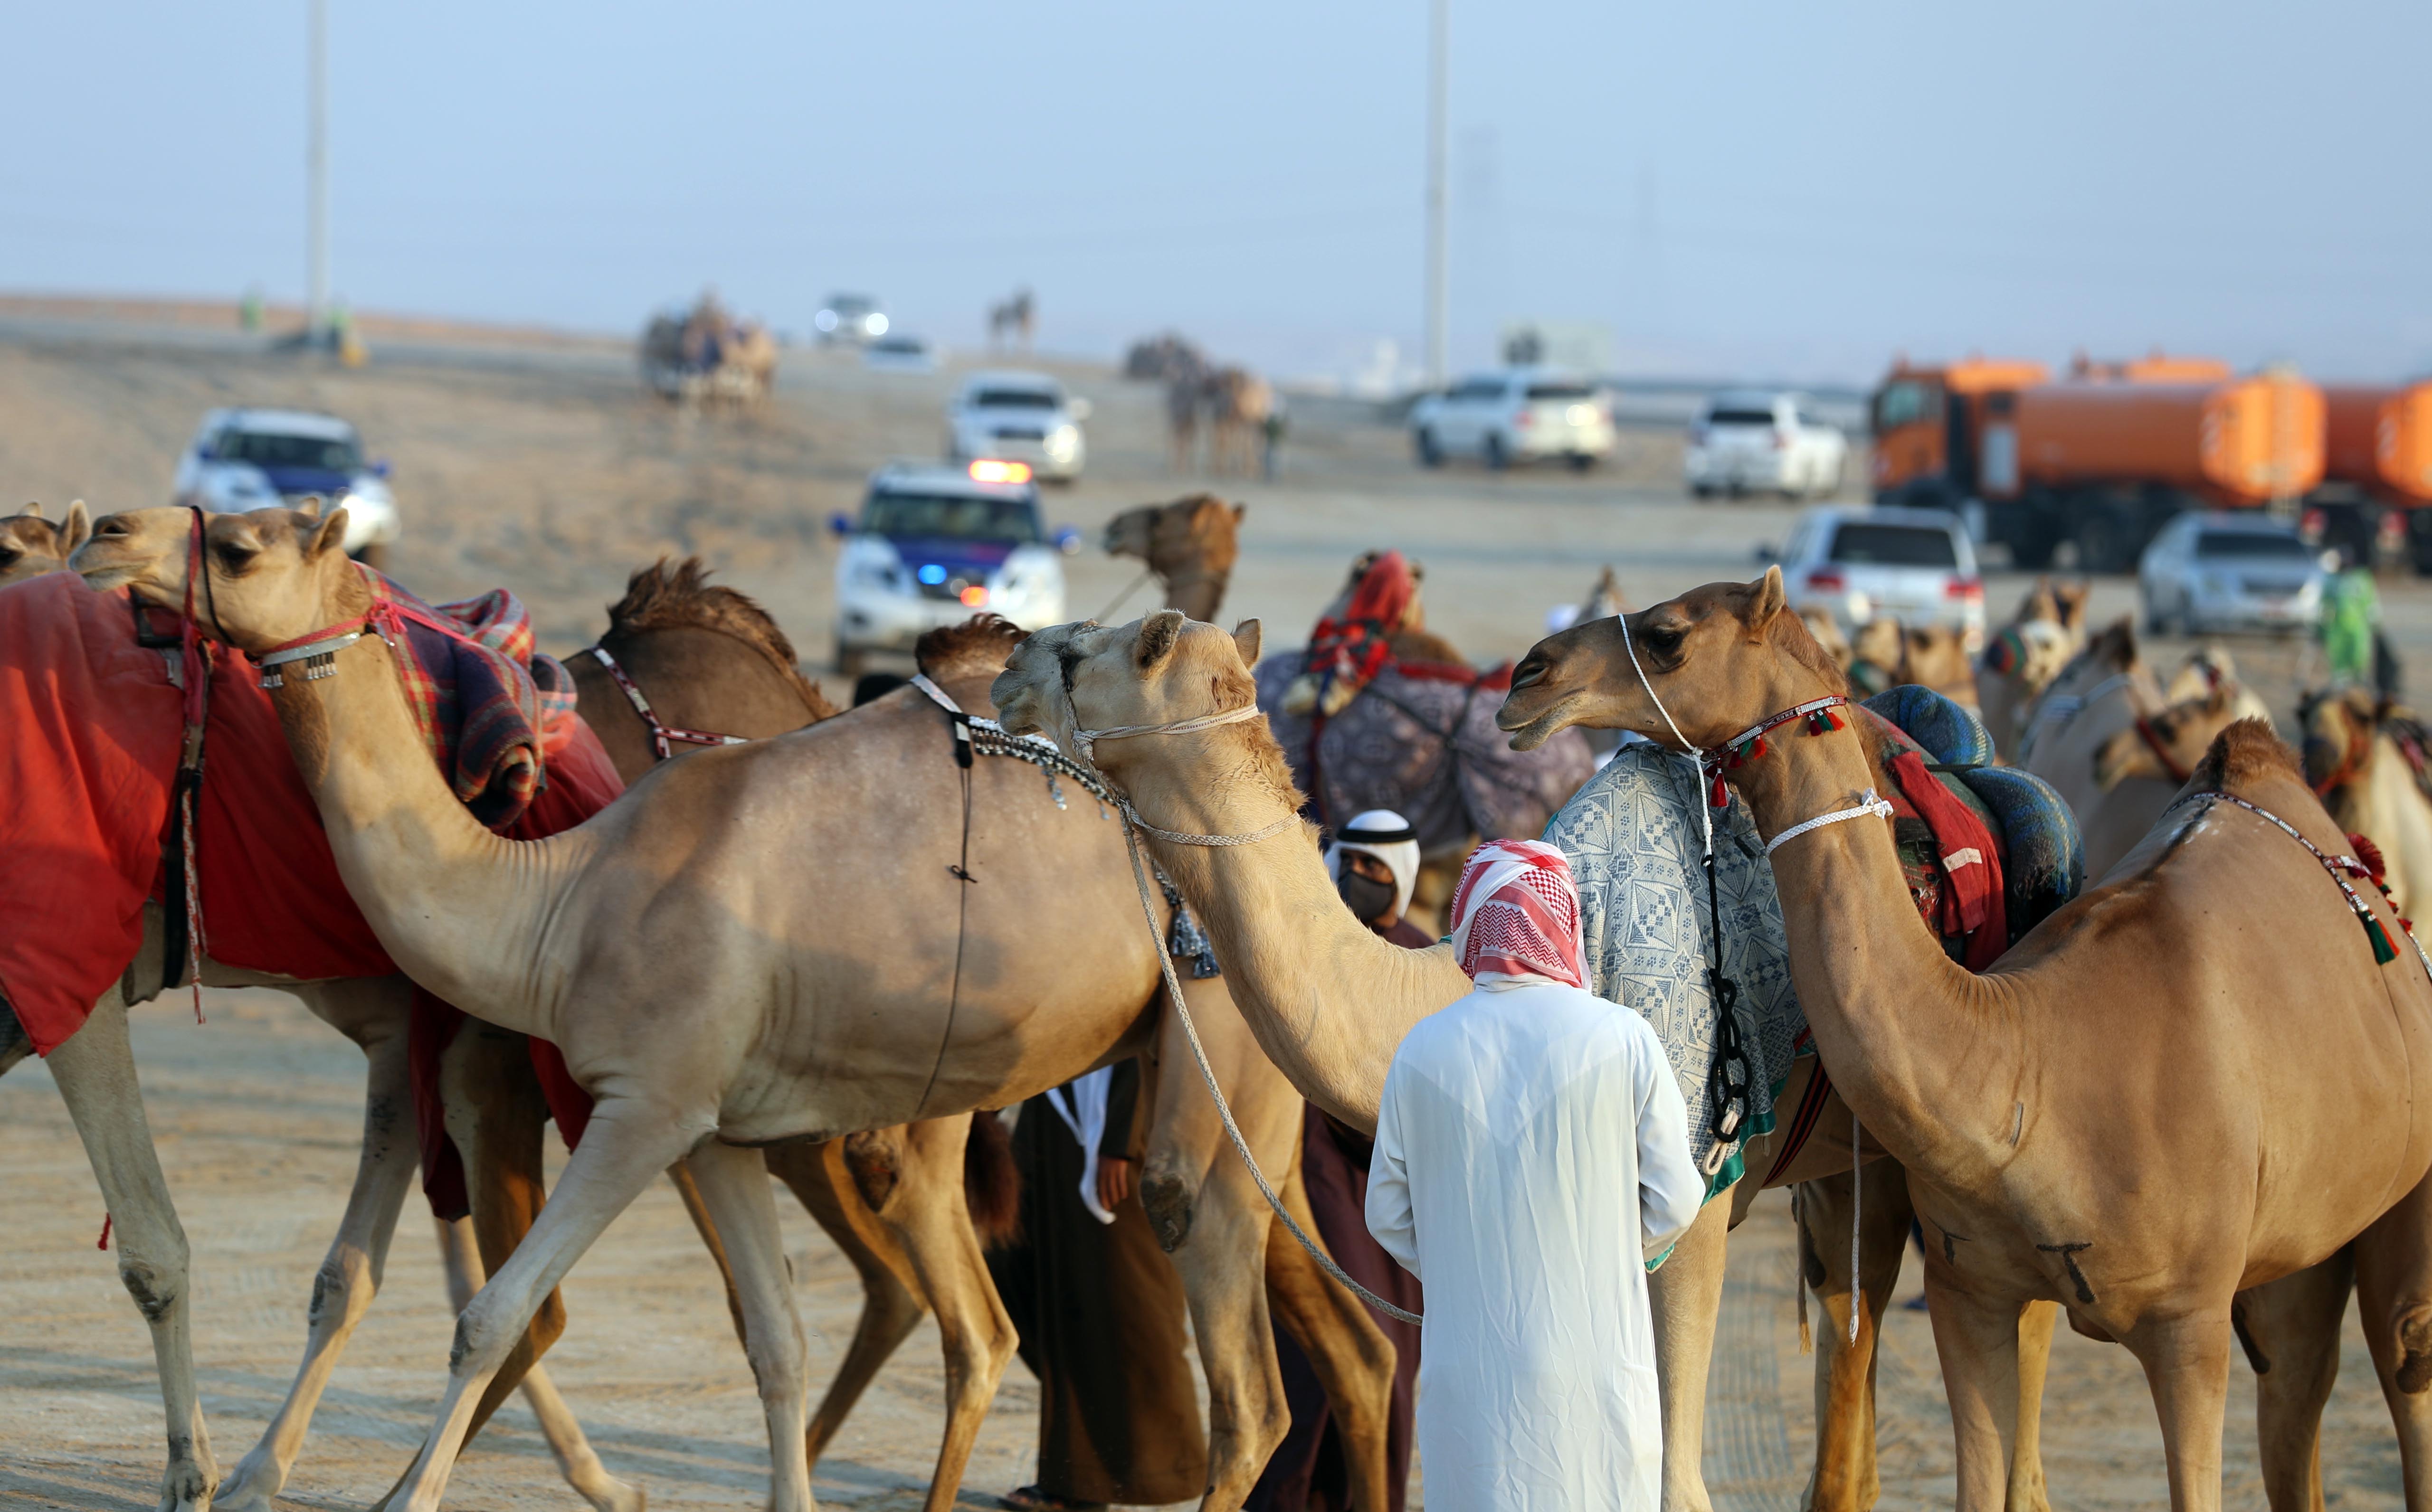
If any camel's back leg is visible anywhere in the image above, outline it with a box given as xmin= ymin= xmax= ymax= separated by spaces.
xmin=2236 ymin=1253 xmax=2353 ymax=1512
xmin=686 ymin=1138 xmax=818 ymax=1512
xmin=218 ymin=977 xmax=423 ymax=1512
xmin=1260 ymin=1142 xmax=1398 ymax=1512
xmin=2352 ymin=1172 xmax=2432 ymax=1511
xmin=46 ymin=989 xmax=218 ymax=1512
xmin=763 ymin=1136 xmax=932 ymax=1467
xmin=670 ymin=1158 xmax=751 ymax=1347
xmin=866 ymin=1115 xmax=1020 ymax=1512
xmin=1793 ymin=1162 xmax=1915 ymax=1512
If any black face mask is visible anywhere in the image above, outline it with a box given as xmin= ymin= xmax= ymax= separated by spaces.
xmin=1336 ymin=868 xmax=1397 ymax=926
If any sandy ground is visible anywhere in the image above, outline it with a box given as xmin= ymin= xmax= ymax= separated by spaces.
xmin=0 ymin=310 xmax=2417 ymax=1507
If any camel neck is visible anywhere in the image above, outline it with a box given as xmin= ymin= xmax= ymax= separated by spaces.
xmin=1159 ymin=569 xmax=1229 ymax=623
xmin=264 ymin=631 xmax=580 ymax=1041
xmin=1725 ymin=718 xmax=2023 ymax=1181
xmin=1100 ymin=732 xmax=1467 ymax=1134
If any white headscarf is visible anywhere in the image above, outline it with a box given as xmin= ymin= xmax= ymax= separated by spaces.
xmin=1325 ymin=808 xmax=1420 ymax=924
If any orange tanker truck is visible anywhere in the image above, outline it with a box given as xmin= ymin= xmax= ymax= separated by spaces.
xmin=1870 ymin=356 xmax=2324 ymax=573
xmin=2317 ymin=382 xmax=2432 ymax=571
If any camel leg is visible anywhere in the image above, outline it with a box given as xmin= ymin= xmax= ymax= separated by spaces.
xmin=2236 ymin=1255 xmax=2353 ymax=1512
xmin=765 ymin=1139 xmax=933 ymax=1468
xmin=1920 ymin=1276 xmax=2024 ymax=1512
xmin=1650 ymin=1189 xmax=1731 ymax=1512
xmin=1260 ymin=1138 xmax=1398 ymax=1512
xmin=2120 ymin=1308 xmax=2234 ymax=1512
xmin=382 ymin=1100 xmax=700 ymax=1512
xmin=686 ymin=1136 xmax=817 ymax=1512
xmin=47 ymin=990 xmax=218 ymax=1512
xmin=671 ymin=1158 xmax=752 ymax=1348
xmin=1794 ymin=1164 xmax=1914 ymax=1512
xmin=217 ymin=992 xmax=421 ymax=1512
xmin=2353 ymin=1174 xmax=2432 ymax=1511
xmin=866 ymin=1116 xmax=1018 ymax=1512
xmin=2009 ymin=1301 xmax=2057 ymax=1512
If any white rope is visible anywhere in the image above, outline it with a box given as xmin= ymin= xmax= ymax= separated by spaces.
xmin=1619 ymin=615 xmax=1712 ymax=859
xmin=1765 ymin=790 xmax=1896 ymax=856
xmin=1119 ymin=819 xmax=1423 ymax=1325
xmin=1849 ymin=1105 xmax=1861 ymax=1345
xmin=1077 ymin=700 xmax=1265 ymax=765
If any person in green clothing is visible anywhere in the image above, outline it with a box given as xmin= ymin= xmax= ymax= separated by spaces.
xmin=2320 ymin=562 xmax=2381 ymax=690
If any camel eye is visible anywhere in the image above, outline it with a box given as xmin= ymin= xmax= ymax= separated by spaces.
xmin=1642 ymin=624 xmax=1685 ymax=657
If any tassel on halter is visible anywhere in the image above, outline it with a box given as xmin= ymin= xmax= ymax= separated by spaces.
xmin=1807 ymin=706 xmax=1844 ymax=736
xmin=2366 ymin=913 xmax=2400 ymax=965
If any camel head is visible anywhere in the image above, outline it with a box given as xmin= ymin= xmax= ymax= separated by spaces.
xmin=74 ymin=504 xmax=363 ymax=654
xmin=0 ymin=500 xmax=91 ymax=588
xmin=992 ymin=610 xmax=1267 ymax=776
xmin=2299 ymin=685 xmax=2382 ymax=793
xmin=1898 ymin=623 xmax=1975 ymax=696
xmin=2096 ymin=677 xmax=2245 ymax=788
xmin=1498 ymin=566 xmax=1847 ymax=752
xmin=1102 ymin=495 xmax=1246 ymax=580
xmin=1798 ymin=608 xmax=1854 ymax=671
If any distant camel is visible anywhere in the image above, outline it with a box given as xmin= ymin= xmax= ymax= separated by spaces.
xmin=1209 ymin=369 xmax=1273 ymax=478
xmin=0 ymin=499 xmax=90 ymax=588
xmin=988 ymin=288 xmax=1035 ymax=351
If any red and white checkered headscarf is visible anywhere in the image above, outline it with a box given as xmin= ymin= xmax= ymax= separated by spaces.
xmin=1447 ymin=838 xmax=1586 ymax=990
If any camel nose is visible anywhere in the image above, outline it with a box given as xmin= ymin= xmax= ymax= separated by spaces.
xmin=1509 ymin=653 xmax=1548 ymax=694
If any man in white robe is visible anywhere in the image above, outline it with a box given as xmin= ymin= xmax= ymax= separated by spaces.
xmin=1367 ymin=839 xmax=1702 ymax=1511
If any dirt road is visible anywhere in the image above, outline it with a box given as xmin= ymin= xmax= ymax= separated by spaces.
xmin=0 ymin=311 xmax=2413 ymax=1507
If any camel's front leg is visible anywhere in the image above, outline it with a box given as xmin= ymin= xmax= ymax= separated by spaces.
xmin=48 ymin=991 xmax=218 ymax=1512
xmin=1793 ymin=1162 xmax=1914 ymax=1512
xmin=1920 ymin=1276 xmax=2024 ymax=1512
xmin=219 ymin=983 xmax=421 ymax=1512
xmin=2124 ymin=1308 xmax=2234 ymax=1512
xmin=764 ymin=1138 xmax=933 ymax=1468
xmin=2235 ymin=1254 xmax=2353 ymax=1512
xmin=865 ymin=1115 xmax=1018 ymax=1512
xmin=2009 ymin=1300 xmax=2057 ymax=1512
xmin=383 ymin=1099 xmax=698 ymax=1512
xmin=1649 ymin=1189 xmax=1730 ymax=1512
xmin=686 ymin=1136 xmax=818 ymax=1512
xmin=1260 ymin=1147 xmax=1398 ymax=1512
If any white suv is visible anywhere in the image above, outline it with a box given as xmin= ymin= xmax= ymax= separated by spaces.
xmin=946 ymin=371 xmax=1090 ymax=482
xmin=173 ymin=408 xmax=401 ymax=565
xmin=1777 ymin=505 xmax=1985 ymax=647
xmin=830 ymin=462 xmax=1081 ymax=678
xmin=1409 ymin=369 xmax=1615 ymax=471
xmin=1686 ymin=390 xmax=1847 ymax=499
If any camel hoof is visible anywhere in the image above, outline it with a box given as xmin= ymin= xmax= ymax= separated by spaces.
xmin=580 ymin=1476 xmax=645 ymax=1512
xmin=156 ymin=1459 xmax=216 ymax=1512
xmin=211 ymin=1456 xmax=279 ymax=1512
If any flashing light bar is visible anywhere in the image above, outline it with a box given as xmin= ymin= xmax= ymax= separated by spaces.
xmin=968 ymin=459 xmax=1033 ymax=485
xmin=959 ymin=585 xmax=990 ymax=608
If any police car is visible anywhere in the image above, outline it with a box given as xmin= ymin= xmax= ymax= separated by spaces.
xmin=830 ymin=460 xmax=1080 ymax=677
xmin=173 ymin=408 xmax=402 ymax=566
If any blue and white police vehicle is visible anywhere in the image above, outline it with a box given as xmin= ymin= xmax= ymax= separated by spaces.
xmin=831 ymin=459 xmax=1080 ymax=677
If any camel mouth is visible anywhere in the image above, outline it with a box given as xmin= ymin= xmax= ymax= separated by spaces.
xmin=1497 ymin=688 xmax=1585 ymax=751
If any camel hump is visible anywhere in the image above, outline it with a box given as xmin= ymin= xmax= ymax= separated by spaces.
xmin=2189 ymin=717 xmax=2304 ymax=795
xmin=916 ymin=613 xmax=1028 ymax=681
xmin=605 ymin=556 xmax=801 ymax=666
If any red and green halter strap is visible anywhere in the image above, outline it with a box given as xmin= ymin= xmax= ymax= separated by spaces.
xmin=2168 ymin=789 xmax=2431 ymax=973
xmin=1700 ymin=695 xmax=1854 ymax=808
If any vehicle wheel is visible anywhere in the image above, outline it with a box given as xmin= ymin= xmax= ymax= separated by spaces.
xmin=1415 ymin=429 xmax=1443 ymax=468
xmin=1689 ymin=483 xmax=1717 ymax=500
xmin=1484 ymin=434 xmax=1509 ymax=471
xmin=1567 ymin=452 xmax=1595 ymax=473
xmin=352 ymin=541 xmax=391 ymax=573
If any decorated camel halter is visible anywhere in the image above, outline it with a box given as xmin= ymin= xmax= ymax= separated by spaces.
xmin=255 ymin=611 xmax=377 ymax=688
xmin=587 ymin=644 xmax=751 ymax=762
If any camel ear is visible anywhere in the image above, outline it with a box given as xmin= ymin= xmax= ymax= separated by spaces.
xmin=1232 ymin=618 xmax=1261 ymax=666
xmin=20 ymin=501 xmax=40 ymax=520
xmin=1745 ymin=564 xmax=1787 ymax=626
xmin=61 ymin=500 xmax=90 ymax=554
xmin=294 ymin=494 xmax=324 ymax=521
xmin=1230 ymin=502 xmax=1245 ymax=525
xmin=307 ymin=507 xmax=351 ymax=559
xmin=1137 ymin=609 xmax=1187 ymax=669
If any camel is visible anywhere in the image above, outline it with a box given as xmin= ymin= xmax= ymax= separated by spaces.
xmin=2078 ymin=660 xmax=2273 ymax=879
xmin=1 ymin=499 xmax=91 ymax=587
xmin=2304 ymin=689 xmax=2432 ymax=919
xmin=997 ymin=611 xmax=2072 ymax=1512
xmin=1487 ymin=568 xmax=2432 ymax=1510
xmin=2016 ymin=618 xmax=2167 ymax=814
xmin=1976 ymin=580 xmax=2090 ymax=758
xmin=1847 ymin=615 xmax=1977 ymax=709
xmin=75 ymin=506 xmax=1395 ymax=1512
xmin=1102 ymin=494 xmax=1245 ymax=624
xmin=988 ymin=288 xmax=1036 ymax=351
xmin=1209 ymin=369 xmax=1274 ymax=478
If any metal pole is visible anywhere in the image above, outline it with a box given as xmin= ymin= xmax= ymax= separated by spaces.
xmin=307 ymin=0 xmax=329 ymax=340
xmin=1423 ymin=0 xmax=1448 ymax=387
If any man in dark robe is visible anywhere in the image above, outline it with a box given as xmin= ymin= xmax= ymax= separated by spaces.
xmin=989 ymin=1057 xmax=1207 ymax=1510
xmin=1246 ymin=812 xmax=1426 ymax=1512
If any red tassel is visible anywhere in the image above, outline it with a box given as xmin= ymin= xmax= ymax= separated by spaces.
xmin=97 ymin=1214 xmax=112 ymax=1251
xmin=2351 ymin=833 xmax=2390 ymax=884
xmin=1709 ymin=770 xmax=1729 ymax=809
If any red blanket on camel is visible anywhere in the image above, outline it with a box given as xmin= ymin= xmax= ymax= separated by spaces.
xmin=0 ymin=571 xmax=620 ymax=1219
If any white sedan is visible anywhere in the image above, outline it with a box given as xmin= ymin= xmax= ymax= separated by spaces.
xmin=1409 ymin=369 xmax=1615 ymax=471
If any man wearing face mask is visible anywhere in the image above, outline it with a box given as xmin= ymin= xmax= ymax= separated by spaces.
xmin=1247 ymin=810 xmax=1427 ymax=1512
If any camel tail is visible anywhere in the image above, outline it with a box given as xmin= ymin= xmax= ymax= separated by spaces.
xmin=965 ymin=1111 xmax=1022 ymax=1249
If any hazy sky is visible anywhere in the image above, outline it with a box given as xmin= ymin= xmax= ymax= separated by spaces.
xmin=7 ymin=1 xmax=2427 ymax=384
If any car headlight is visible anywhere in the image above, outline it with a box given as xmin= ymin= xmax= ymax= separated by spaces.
xmin=1044 ymin=425 xmax=1078 ymax=457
